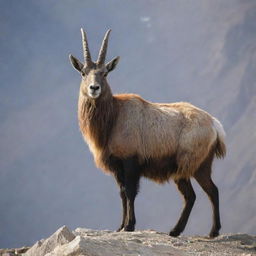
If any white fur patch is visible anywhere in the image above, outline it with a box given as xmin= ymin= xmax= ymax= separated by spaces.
xmin=88 ymin=85 xmax=101 ymax=98
xmin=212 ymin=117 xmax=226 ymax=142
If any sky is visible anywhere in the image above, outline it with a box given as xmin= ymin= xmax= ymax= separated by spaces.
xmin=0 ymin=0 xmax=255 ymax=248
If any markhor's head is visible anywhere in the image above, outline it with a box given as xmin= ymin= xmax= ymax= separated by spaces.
xmin=69 ymin=29 xmax=119 ymax=99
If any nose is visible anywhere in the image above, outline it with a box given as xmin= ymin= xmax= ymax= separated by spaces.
xmin=89 ymin=85 xmax=100 ymax=91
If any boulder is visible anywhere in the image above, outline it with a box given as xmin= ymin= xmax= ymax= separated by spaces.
xmin=18 ymin=227 xmax=256 ymax=256
xmin=24 ymin=226 xmax=75 ymax=256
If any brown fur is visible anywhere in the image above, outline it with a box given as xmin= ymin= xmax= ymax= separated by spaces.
xmin=78 ymin=81 xmax=118 ymax=171
xmin=215 ymin=135 xmax=226 ymax=159
xmin=78 ymin=91 xmax=226 ymax=182
xmin=140 ymin=155 xmax=178 ymax=183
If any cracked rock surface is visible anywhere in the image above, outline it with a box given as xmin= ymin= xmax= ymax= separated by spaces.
xmin=2 ymin=226 xmax=256 ymax=256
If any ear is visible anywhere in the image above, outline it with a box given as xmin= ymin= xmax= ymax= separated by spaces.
xmin=106 ymin=56 xmax=120 ymax=73
xmin=69 ymin=54 xmax=84 ymax=72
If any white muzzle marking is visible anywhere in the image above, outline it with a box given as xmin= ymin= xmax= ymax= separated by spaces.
xmin=88 ymin=86 xmax=101 ymax=99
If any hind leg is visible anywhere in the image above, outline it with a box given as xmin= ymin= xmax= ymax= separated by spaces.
xmin=169 ymin=178 xmax=196 ymax=237
xmin=194 ymin=156 xmax=221 ymax=238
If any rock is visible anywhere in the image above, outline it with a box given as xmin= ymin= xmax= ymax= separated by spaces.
xmin=8 ymin=227 xmax=256 ymax=256
xmin=45 ymin=229 xmax=185 ymax=256
xmin=24 ymin=226 xmax=75 ymax=256
xmin=0 ymin=246 xmax=30 ymax=256
xmin=16 ymin=247 xmax=30 ymax=254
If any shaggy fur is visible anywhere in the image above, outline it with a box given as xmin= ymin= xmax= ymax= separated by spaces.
xmin=70 ymin=29 xmax=226 ymax=238
xmin=79 ymin=93 xmax=226 ymax=182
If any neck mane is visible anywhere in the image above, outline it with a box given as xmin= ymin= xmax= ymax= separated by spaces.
xmin=78 ymin=91 xmax=117 ymax=150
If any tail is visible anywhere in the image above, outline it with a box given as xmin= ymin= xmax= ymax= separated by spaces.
xmin=212 ymin=117 xmax=226 ymax=159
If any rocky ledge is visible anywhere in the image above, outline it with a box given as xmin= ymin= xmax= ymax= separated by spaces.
xmin=1 ymin=226 xmax=256 ymax=256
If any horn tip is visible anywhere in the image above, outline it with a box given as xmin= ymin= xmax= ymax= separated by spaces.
xmin=69 ymin=54 xmax=75 ymax=62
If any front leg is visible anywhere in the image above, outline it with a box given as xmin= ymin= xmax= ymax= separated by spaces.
xmin=114 ymin=169 xmax=127 ymax=232
xmin=116 ymin=187 xmax=127 ymax=231
xmin=122 ymin=157 xmax=141 ymax=232
xmin=114 ymin=156 xmax=141 ymax=232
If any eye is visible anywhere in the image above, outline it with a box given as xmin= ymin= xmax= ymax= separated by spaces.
xmin=103 ymin=72 xmax=108 ymax=77
xmin=81 ymin=72 xmax=85 ymax=77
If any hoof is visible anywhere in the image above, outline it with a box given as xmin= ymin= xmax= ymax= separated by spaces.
xmin=169 ymin=229 xmax=181 ymax=237
xmin=209 ymin=230 xmax=219 ymax=238
xmin=116 ymin=227 xmax=124 ymax=232
xmin=123 ymin=225 xmax=135 ymax=232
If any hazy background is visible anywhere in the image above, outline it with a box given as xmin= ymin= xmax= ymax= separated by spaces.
xmin=0 ymin=0 xmax=255 ymax=248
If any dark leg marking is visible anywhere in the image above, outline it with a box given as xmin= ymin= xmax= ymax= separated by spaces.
xmin=194 ymin=150 xmax=221 ymax=238
xmin=169 ymin=178 xmax=196 ymax=237
xmin=113 ymin=156 xmax=140 ymax=232
xmin=114 ymin=170 xmax=127 ymax=232
xmin=194 ymin=172 xmax=221 ymax=238
xmin=122 ymin=157 xmax=141 ymax=231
